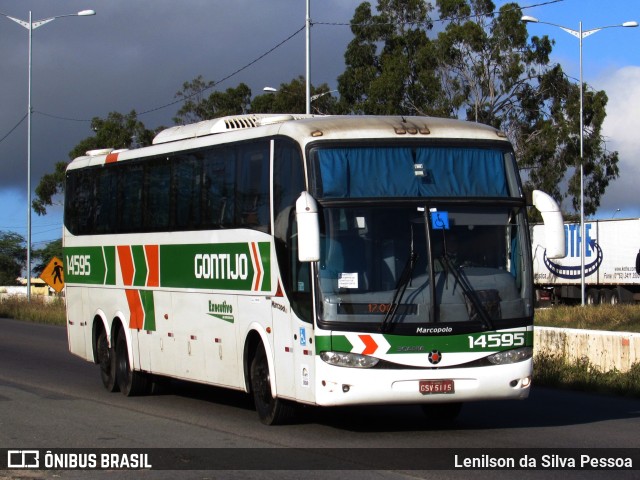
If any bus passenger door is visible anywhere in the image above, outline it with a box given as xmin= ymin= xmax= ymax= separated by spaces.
xmin=271 ymin=255 xmax=315 ymax=404
xmin=291 ymin=315 xmax=315 ymax=403
xmin=271 ymin=290 xmax=296 ymax=400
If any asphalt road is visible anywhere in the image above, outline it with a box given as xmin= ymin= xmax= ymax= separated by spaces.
xmin=1 ymin=317 xmax=639 ymax=479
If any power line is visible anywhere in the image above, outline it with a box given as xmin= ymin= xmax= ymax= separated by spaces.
xmin=0 ymin=113 xmax=28 ymax=145
xmin=28 ymin=24 xmax=306 ymax=123
xmin=34 ymin=111 xmax=91 ymax=123
xmin=5 ymin=0 xmax=563 ymax=128
xmin=106 ymin=1 xmax=565 ymax=120
xmin=137 ymin=24 xmax=306 ymax=117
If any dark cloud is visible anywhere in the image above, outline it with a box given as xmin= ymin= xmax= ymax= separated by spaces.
xmin=0 ymin=0 xmax=356 ymax=192
xmin=2 ymin=0 xmax=637 ymax=225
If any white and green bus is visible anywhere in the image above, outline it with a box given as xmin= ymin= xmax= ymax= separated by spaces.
xmin=64 ymin=114 xmax=565 ymax=425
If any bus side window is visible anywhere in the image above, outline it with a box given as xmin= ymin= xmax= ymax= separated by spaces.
xmin=202 ymin=148 xmax=234 ymax=228
xmin=237 ymin=143 xmax=270 ymax=232
xmin=66 ymin=169 xmax=94 ymax=235
xmin=118 ymin=163 xmax=144 ymax=233
xmin=95 ymin=167 xmax=117 ymax=234
xmin=273 ymin=139 xmax=311 ymax=322
xmin=144 ymin=157 xmax=171 ymax=230
xmin=172 ymin=154 xmax=202 ymax=230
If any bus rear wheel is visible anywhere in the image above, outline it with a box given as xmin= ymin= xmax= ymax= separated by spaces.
xmin=115 ymin=333 xmax=150 ymax=397
xmin=97 ymin=329 xmax=118 ymax=392
xmin=250 ymin=345 xmax=295 ymax=425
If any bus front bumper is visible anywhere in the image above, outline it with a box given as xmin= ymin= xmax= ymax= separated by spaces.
xmin=314 ymin=358 xmax=532 ymax=407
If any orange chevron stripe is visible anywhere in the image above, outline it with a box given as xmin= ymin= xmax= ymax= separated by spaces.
xmin=117 ymin=245 xmax=135 ymax=286
xmin=105 ymin=152 xmax=119 ymax=164
xmin=250 ymin=242 xmax=262 ymax=291
xmin=125 ymin=289 xmax=144 ymax=330
xmin=145 ymin=244 xmax=159 ymax=287
xmin=359 ymin=334 xmax=378 ymax=355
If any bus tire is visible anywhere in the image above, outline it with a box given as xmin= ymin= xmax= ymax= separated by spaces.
xmin=421 ymin=402 xmax=463 ymax=425
xmin=250 ymin=345 xmax=295 ymax=425
xmin=115 ymin=333 xmax=150 ymax=397
xmin=97 ymin=328 xmax=119 ymax=392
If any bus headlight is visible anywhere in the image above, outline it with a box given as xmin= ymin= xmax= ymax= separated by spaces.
xmin=320 ymin=351 xmax=379 ymax=368
xmin=486 ymin=347 xmax=533 ymax=365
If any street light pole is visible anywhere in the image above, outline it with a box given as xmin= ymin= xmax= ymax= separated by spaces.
xmin=309 ymin=89 xmax=338 ymax=102
xmin=521 ymin=15 xmax=637 ymax=306
xmin=1 ymin=9 xmax=95 ymax=301
xmin=305 ymin=0 xmax=311 ymax=114
xmin=579 ymin=20 xmax=585 ymax=308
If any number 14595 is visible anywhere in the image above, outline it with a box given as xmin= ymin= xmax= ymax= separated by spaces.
xmin=468 ymin=332 xmax=526 ymax=349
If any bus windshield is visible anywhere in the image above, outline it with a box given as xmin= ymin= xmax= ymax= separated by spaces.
xmin=309 ymin=144 xmax=532 ymax=331
xmin=316 ymin=204 xmax=531 ymax=330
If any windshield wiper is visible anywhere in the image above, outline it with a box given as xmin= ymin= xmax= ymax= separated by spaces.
xmin=424 ymin=207 xmax=436 ymax=323
xmin=380 ymin=225 xmax=418 ymax=333
xmin=441 ymin=253 xmax=495 ymax=330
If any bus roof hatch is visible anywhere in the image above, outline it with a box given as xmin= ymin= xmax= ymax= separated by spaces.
xmin=152 ymin=114 xmax=315 ymax=145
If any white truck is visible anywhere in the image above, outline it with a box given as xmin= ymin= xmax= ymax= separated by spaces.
xmin=532 ymin=218 xmax=640 ymax=305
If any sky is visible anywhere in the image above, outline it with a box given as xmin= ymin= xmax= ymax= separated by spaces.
xmin=0 ymin=0 xmax=639 ymax=252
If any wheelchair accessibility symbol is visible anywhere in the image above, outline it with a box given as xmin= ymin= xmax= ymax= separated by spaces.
xmin=431 ymin=211 xmax=450 ymax=230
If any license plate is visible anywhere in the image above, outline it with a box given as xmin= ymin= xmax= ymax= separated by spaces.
xmin=419 ymin=379 xmax=455 ymax=395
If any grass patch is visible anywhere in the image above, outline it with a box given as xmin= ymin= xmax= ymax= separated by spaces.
xmin=0 ymin=296 xmax=66 ymax=325
xmin=534 ymin=353 xmax=640 ymax=398
xmin=534 ymin=304 xmax=640 ymax=397
xmin=535 ymin=304 xmax=640 ymax=332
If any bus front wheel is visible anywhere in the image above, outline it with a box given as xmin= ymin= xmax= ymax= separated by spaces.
xmin=97 ymin=329 xmax=118 ymax=392
xmin=250 ymin=345 xmax=295 ymax=425
xmin=115 ymin=333 xmax=150 ymax=397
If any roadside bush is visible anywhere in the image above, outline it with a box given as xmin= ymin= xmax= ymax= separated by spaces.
xmin=0 ymin=295 xmax=65 ymax=325
xmin=534 ymin=353 xmax=640 ymax=397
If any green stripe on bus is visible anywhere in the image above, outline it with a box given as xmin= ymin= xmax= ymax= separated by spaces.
xmin=64 ymin=246 xmax=112 ymax=285
xmin=140 ymin=290 xmax=156 ymax=331
xmin=329 ymin=335 xmax=354 ymax=353
xmin=160 ymin=242 xmax=271 ymax=291
xmin=315 ymin=335 xmax=331 ymax=352
xmin=257 ymin=242 xmax=271 ymax=291
xmin=64 ymin=242 xmax=271 ymax=293
xmin=104 ymin=246 xmax=116 ymax=285
xmin=324 ymin=330 xmax=533 ymax=355
xmin=132 ymin=245 xmax=148 ymax=286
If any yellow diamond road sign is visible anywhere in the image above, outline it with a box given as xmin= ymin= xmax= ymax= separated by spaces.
xmin=40 ymin=256 xmax=65 ymax=293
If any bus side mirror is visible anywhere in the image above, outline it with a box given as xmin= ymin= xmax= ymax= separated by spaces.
xmin=296 ymin=191 xmax=320 ymax=262
xmin=532 ymin=190 xmax=565 ymax=259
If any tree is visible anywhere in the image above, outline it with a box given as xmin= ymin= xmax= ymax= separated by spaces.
xmin=433 ymin=0 xmax=618 ymax=216
xmin=32 ymin=238 xmax=63 ymax=277
xmin=68 ymin=110 xmax=155 ymax=160
xmin=0 ymin=232 xmax=26 ymax=285
xmin=337 ymin=0 xmax=453 ymax=116
xmin=33 ymin=111 xmax=155 ymax=216
xmin=250 ymin=76 xmax=340 ymax=115
xmin=338 ymin=0 xmax=619 ymax=217
xmin=173 ymin=77 xmax=252 ymax=124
